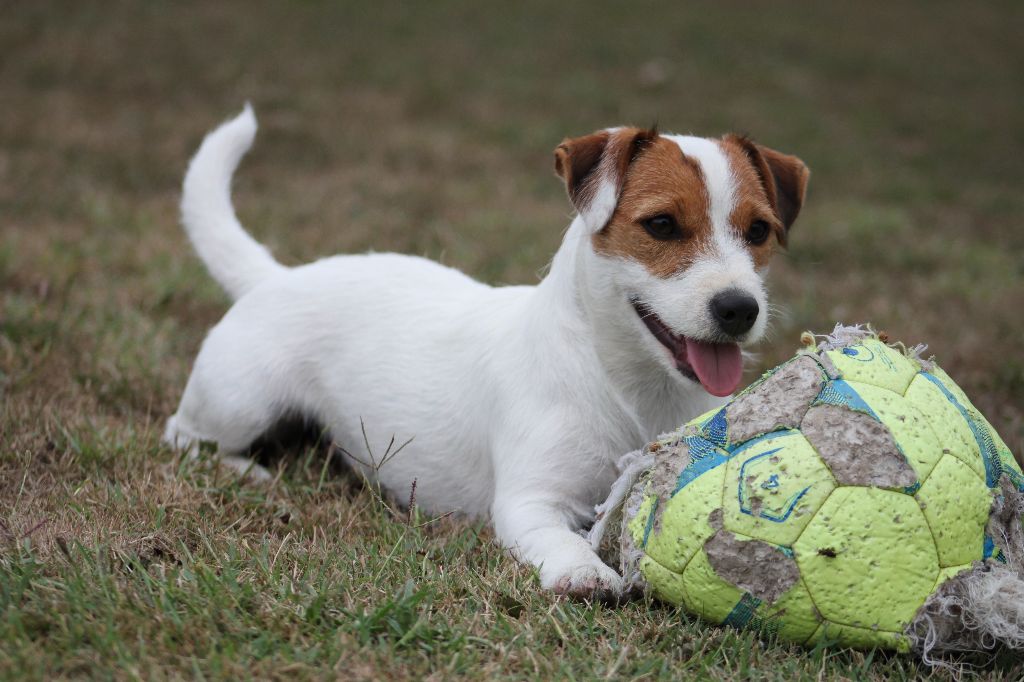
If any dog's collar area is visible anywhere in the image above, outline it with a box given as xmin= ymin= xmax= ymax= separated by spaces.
xmin=630 ymin=299 xmax=744 ymax=397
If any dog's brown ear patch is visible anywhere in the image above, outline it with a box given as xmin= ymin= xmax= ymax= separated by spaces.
xmin=554 ymin=127 xmax=658 ymax=230
xmin=730 ymin=136 xmax=810 ymax=232
xmin=554 ymin=131 xmax=611 ymax=210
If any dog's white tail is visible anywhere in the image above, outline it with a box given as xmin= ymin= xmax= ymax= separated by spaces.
xmin=181 ymin=105 xmax=287 ymax=300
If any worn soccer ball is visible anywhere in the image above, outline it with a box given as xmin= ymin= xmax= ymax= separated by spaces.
xmin=597 ymin=326 xmax=1024 ymax=655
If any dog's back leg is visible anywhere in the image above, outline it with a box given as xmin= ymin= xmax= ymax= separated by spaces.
xmin=164 ymin=413 xmax=274 ymax=481
xmin=163 ymin=328 xmax=299 ymax=482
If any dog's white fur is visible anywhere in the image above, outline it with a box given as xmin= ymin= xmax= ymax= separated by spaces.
xmin=165 ymin=107 xmax=774 ymax=596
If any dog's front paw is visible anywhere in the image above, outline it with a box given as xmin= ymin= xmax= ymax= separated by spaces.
xmin=541 ymin=558 xmax=624 ymax=600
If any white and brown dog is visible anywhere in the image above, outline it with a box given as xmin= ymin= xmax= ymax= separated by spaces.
xmin=164 ymin=106 xmax=808 ymax=597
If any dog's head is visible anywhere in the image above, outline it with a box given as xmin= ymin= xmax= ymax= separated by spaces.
xmin=554 ymin=127 xmax=809 ymax=397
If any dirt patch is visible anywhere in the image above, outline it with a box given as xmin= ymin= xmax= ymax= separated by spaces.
xmin=622 ymin=440 xmax=692 ymax=589
xmin=987 ymin=476 xmax=1024 ymax=566
xmin=704 ymin=529 xmax=800 ymax=603
xmin=646 ymin=440 xmax=692 ymax=501
xmin=801 ymin=404 xmax=917 ymax=487
xmin=726 ymin=355 xmax=826 ymax=443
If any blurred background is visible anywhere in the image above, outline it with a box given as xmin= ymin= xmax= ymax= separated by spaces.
xmin=2 ymin=1 xmax=1022 ymax=456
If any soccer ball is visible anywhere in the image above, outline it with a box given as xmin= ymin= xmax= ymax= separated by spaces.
xmin=613 ymin=326 xmax=1023 ymax=652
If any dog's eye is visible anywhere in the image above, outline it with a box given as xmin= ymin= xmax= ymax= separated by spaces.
xmin=746 ymin=220 xmax=771 ymax=245
xmin=642 ymin=215 xmax=681 ymax=240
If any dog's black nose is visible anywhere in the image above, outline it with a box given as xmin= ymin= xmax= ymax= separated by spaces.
xmin=710 ymin=290 xmax=759 ymax=337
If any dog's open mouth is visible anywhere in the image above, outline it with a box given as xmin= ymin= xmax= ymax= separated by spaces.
xmin=632 ymin=300 xmax=743 ymax=397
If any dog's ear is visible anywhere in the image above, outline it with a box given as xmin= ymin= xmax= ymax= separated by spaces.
xmin=554 ymin=127 xmax=658 ymax=232
xmin=730 ymin=136 xmax=810 ymax=236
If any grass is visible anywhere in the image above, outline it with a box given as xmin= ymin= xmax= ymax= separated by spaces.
xmin=2 ymin=0 xmax=1023 ymax=678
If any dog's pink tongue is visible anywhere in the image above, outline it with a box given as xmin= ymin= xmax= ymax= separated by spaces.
xmin=684 ymin=339 xmax=743 ymax=397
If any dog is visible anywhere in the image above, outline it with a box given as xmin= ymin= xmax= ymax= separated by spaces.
xmin=164 ymin=106 xmax=809 ymax=598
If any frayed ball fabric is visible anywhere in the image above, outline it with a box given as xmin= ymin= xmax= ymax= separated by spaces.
xmin=620 ymin=328 xmax=1024 ymax=651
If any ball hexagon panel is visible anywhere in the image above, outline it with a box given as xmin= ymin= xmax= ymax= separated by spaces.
xmin=793 ymin=486 xmax=938 ymax=632
xmin=904 ymin=373 xmax=986 ymax=482
xmin=644 ymin=464 xmax=727 ymax=574
xmin=839 ymin=380 xmax=945 ymax=484
xmin=915 ymin=454 xmax=992 ymax=567
xmin=725 ymin=355 xmax=829 ymax=445
xmin=639 ymin=555 xmax=687 ymax=605
xmin=910 ymin=369 xmax=1020 ymax=489
xmin=919 ymin=365 xmax=1024 ymax=486
xmin=722 ymin=430 xmax=837 ymax=547
xmin=929 ymin=364 xmax=975 ymax=410
xmin=751 ymin=576 xmax=820 ymax=643
xmin=806 ymin=621 xmax=910 ymax=652
xmin=685 ymin=545 xmax=821 ymax=644
xmin=825 ymin=339 xmax=919 ymax=395
xmin=680 ymin=550 xmax=746 ymax=624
